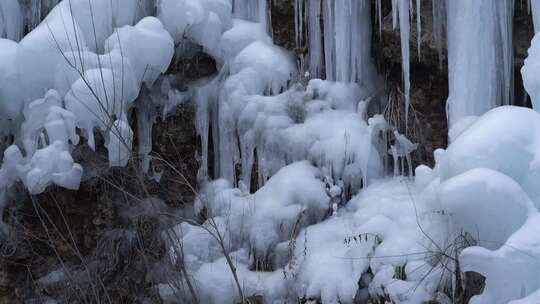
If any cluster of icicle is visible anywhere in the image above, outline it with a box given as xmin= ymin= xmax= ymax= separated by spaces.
xmin=294 ymin=0 xmax=375 ymax=84
xmin=294 ymin=0 xmax=519 ymax=134
xmin=294 ymin=0 xmax=409 ymax=121
xmin=192 ymin=0 xmax=399 ymax=196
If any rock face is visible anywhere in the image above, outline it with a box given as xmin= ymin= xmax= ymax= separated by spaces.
xmin=271 ymin=0 xmax=296 ymax=51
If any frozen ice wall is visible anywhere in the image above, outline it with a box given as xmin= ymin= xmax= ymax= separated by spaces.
xmin=446 ymin=0 xmax=514 ymax=129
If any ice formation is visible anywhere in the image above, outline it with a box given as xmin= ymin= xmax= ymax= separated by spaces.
xmin=0 ymin=2 xmax=175 ymax=196
xmin=439 ymin=106 xmax=540 ymax=207
xmin=438 ymin=168 xmax=534 ymax=249
xmin=0 ymin=0 xmax=22 ymax=41
xmin=0 ymin=90 xmax=82 ymax=195
xmin=393 ymin=0 xmax=411 ymax=125
xmin=161 ymin=176 xmax=449 ymax=304
xmin=0 ymin=38 xmax=21 ymax=119
xmin=460 ymin=213 xmax=540 ymax=304
xmin=446 ymin=0 xmax=514 ymax=127
xmin=232 ymin=0 xmax=269 ymax=32
xmin=294 ymin=0 xmax=377 ymax=86
xmin=157 ymin=0 xmax=232 ymax=59
xmin=190 ymin=3 xmax=392 ymax=195
xmin=523 ymin=32 xmax=540 ymax=111
xmin=416 ymin=106 xmax=540 ymax=303
xmin=4 ymin=1 xmax=540 ymax=304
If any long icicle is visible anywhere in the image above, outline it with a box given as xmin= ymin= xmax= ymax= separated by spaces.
xmin=377 ymin=0 xmax=382 ymax=38
xmin=446 ymin=0 xmax=513 ymax=128
xmin=395 ymin=0 xmax=411 ymax=130
xmin=432 ymin=0 xmax=445 ymax=70
xmin=416 ymin=0 xmax=421 ymax=58
xmin=308 ymin=0 xmax=323 ymax=78
xmin=323 ymin=0 xmax=335 ymax=81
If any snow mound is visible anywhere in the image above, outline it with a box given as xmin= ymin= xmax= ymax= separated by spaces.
xmin=161 ymin=162 xmax=333 ymax=303
xmin=0 ymin=0 xmax=175 ymax=196
xmin=232 ymin=41 xmax=294 ymax=93
xmin=17 ymin=3 xmax=88 ymax=103
xmin=508 ymin=288 xmax=540 ymax=304
xmin=460 ymin=213 xmax=540 ymax=304
xmin=439 ymin=168 xmax=534 ymax=250
xmin=420 ymin=106 xmax=540 ymax=304
xmin=157 ymin=0 xmax=233 ymax=59
xmin=17 ymin=141 xmax=83 ymax=194
xmin=194 ymin=161 xmax=329 ymax=258
xmin=163 ymin=177 xmax=449 ymax=304
xmin=220 ymin=19 xmax=272 ymax=61
xmin=439 ymin=106 xmax=540 ymax=208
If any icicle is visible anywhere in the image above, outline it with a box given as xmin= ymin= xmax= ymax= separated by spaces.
xmin=390 ymin=0 xmax=412 ymax=126
xmin=416 ymin=0 xmax=421 ymax=58
xmin=296 ymin=0 xmax=375 ymax=84
xmin=377 ymin=0 xmax=382 ymax=38
xmin=446 ymin=0 xmax=514 ymax=128
xmin=308 ymin=0 xmax=323 ymax=78
xmin=295 ymin=0 xmax=301 ymax=47
xmin=137 ymin=91 xmax=156 ymax=173
xmin=397 ymin=0 xmax=411 ymax=128
xmin=233 ymin=0 xmax=269 ymax=33
xmin=323 ymin=0 xmax=335 ymax=81
xmin=392 ymin=0 xmax=398 ymax=30
xmin=532 ymin=0 xmax=540 ymax=33
xmin=258 ymin=0 xmax=269 ymax=33
xmin=0 ymin=0 xmax=23 ymax=41
xmin=334 ymin=0 xmax=352 ymax=82
xmin=353 ymin=0 xmax=374 ymax=85
xmin=498 ymin=0 xmax=515 ymax=106
xmin=314 ymin=0 xmax=374 ymax=83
